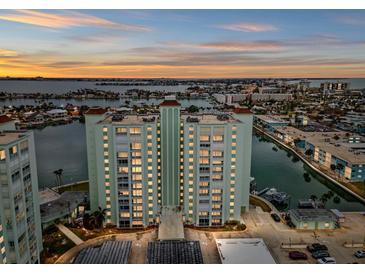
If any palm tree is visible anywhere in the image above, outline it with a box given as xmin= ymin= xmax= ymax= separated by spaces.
xmin=93 ymin=207 xmax=107 ymax=228
xmin=53 ymin=169 xmax=64 ymax=189
xmin=310 ymin=195 xmax=318 ymax=201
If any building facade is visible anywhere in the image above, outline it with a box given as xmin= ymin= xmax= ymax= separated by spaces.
xmin=0 ymin=118 xmax=43 ymax=264
xmin=85 ymin=97 xmax=252 ymax=228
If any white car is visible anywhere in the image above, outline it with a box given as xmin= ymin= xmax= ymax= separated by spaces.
xmin=318 ymin=257 xmax=336 ymax=264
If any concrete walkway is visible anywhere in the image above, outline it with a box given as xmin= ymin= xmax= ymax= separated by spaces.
xmin=56 ymin=223 xmax=84 ymax=245
xmin=158 ymin=206 xmax=185 ymax=240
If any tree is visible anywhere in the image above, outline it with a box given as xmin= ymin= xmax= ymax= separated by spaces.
xmin=310 ymin=195 xmax=318 ymax=201
xmin=53 ymin=169 xmax=64 ymax=189
xmin=93 ymin=207 xmax=107 ymax=228
xmin=186 ymin=105 xmax=199 ymax=113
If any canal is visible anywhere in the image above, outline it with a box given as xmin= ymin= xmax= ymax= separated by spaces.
xmin=33 ymin=122 xmax=365 ymax=212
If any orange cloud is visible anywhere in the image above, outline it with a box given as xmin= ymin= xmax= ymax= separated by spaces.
xmin=0 ymin=48 xmax=18 ymax=57
xmin=0 ymin=10 xmax=151 ymax=31
xmin=198 ymin=41 xmax=283 ymax=52
xmin=216 ymin=22 xmax=278 ymax=32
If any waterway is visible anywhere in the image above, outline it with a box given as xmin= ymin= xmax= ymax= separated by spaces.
xmin=32 ymin=122 xmax=365 ymax=212
xmin=251 ymin=133 xmax=365 ymax=211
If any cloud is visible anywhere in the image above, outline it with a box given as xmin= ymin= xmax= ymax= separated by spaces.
xmin=197 ymin=41 xmax=283 ymax=52
xmin=0 ymin=10 xmax=151 ymax=31
xmin=0 ymin=49 xmax=18 ymax=57
xmin=216 ymin=22 xmax=278 ymax=32
xmin=336 ymin=15 xmax=365 ymax=26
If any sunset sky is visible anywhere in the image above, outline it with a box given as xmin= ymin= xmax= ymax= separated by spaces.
xmin=0 ymin=9 xmax=364 ymax=78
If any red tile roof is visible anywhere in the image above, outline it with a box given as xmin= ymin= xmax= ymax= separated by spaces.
xmin=233 ymin=108 xmax=252 ymax=114
xmin=0 ymin=115 xmax=13 ymax=124
xmin=85 ymin=108 xmax=107 ymax=115
xmin=159 ymin=100 xmax=181 ymax=107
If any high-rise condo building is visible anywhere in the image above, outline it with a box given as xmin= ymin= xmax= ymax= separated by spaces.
xmin=0 ymin=115 xmax=43 ymax=264
xmin=85 ymin=97 xmax=252 ymax=228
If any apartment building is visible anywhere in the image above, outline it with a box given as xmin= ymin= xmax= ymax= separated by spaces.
xmin=0 ymin=116 xmax=43 ymax=264
xmin=85 ymin=97 xmax=252 ymax=228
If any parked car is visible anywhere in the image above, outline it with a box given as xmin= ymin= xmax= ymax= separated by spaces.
xmin=307 ymin=243 xmax=328 ymax=252
xmin=354 ymin=250 xmax=365 ymax=258
xmin=289 ymin=251 xmax=308 ymax=260
xmin=312 ymin=250 xmax=330 ymax=259
xmin=271 ymin=213 xmax=281 ymax=222
xmin=287 ymin=220 xmax=295 ymax=228
xmin=318 ymin=257 xmax=336 ymax=264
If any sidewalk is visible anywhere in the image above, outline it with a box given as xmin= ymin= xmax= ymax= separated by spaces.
xmin=56 ymin=223 xmax=84 ymax=245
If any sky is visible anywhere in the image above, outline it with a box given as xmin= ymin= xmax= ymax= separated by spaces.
xmin=0 ymin=9 xmax=364 ymax=78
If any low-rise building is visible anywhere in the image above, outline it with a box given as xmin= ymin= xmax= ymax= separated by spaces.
xmin=289 ymin=209 xmax=338 ymax=230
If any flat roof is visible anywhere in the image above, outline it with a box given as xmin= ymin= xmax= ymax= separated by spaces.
xmin=147 ymin=241 xmax=203 ymax=264
xmin=40 ymin=191 xmax=87 ymax=223
xmin=39 ymin=188 xmax=61 ymax=205
xmin=182 ymin=113 xmax=240 ymax=124
xmin=0 ymin=131 xmax=28 ymax=145
xmin=274 ymin=126 xmax=365 ymax=164
xmin=73 ymin=241 xmax=131 ymax=264
xmin=289 ymin=209 xmax=337 ymax=222
xmin=255 ymin=115 xmax=289 ymax=124
xmin=216 ymin=238 xmax=276 ymax=264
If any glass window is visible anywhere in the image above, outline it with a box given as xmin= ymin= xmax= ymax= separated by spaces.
xmin=130 ymin=127 xmax=141 ymax=135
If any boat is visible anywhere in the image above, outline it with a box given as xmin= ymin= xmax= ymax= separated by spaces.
xmin=258 ymin=187 xmax=290 ymax=204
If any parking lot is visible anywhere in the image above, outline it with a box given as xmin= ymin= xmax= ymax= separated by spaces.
xmin=241 ymin=208 xmax=365 ymax=264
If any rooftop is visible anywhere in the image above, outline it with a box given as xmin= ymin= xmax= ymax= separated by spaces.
xmin=85 ymin=107 xmax=108 ymax=115
xmin=0 ymin=131 xmax=28 ymax=145
xmin=255 ymin=115 xmax=289 ymax=124
xmin=0 ymin=115 xmax=13 ymax=124
xmin=289 ymin=208 xmax=337 ymax=222
xmin=40 ymin=191 xmax=87 ymax=223
xmin=215 ymin=238 xmax=276 ymax=264
xmin=274 ymin=126 xmax=365 ymax=164
xmin=73 ymin=241 xmax=132 ymax=264
xmin=147 ymin=241 xmax=203 ymax=264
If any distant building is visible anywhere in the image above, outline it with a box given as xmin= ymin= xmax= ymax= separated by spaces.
xmin=85 ymin=97 xmax=253 ymax=228
xmin=272 ymin=126 xmax=365 ymax=183
xmin=213 ymin=93 xmax=248 ymax=105
xmin=251 ymin=93 xmax=293 ymax=102
xmin=0 ymin=120 xmax=43 ymax=263
xmin=320 ymin=81 xmax=349 ymax=92
xmin=45 ymin=109 xmax=68 ymax=121
xmin=254 ymin=115 xmax=289 ymax=132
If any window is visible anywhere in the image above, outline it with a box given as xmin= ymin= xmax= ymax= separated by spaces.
xmin=212 ymin=174 xmax=223 ymax=181
xmin=116 ymin=127 xmax=127 ymax=135
xmin=118 ymin=151 xmax=128 ymax=158
xmin=132 ymin=167 xmax=142 ymax=173
xmin=0 ymin=150 xmax=5 ymax=161
xmin=130 ymin=127 xmax=141 ymax=135
xmin=131 ymin=142 xmax=141 ymax=150
xmin=200 ymin=135 xmax=210 ymax=142
xmin=199 ymin=158 xmax=209 ymax=165
xmin=118 ymin=167 xmax=129 ymax=174
xmin=213 ymin=135 xmax=224 ymax=142
xmin=199 ymin=149 xmax=209 ymax=156
xmin=212 ymin=150 xmax=223 ymax=157
xmin=132 ymin=159 xmax=142 ymax=165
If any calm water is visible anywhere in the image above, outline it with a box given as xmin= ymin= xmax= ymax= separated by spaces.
xmin=33 ymin=123 xmax=365 ymax=211
xmin=0 ymin=80 xmax=191 ymax=94
xmin=251 ymin=134 xmax=365 ymax=212
xmin=0 ymin=98 xmax=214 ymax=108
xmin=0 ymin=79 xmax=364 ymax=94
